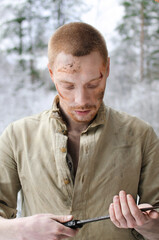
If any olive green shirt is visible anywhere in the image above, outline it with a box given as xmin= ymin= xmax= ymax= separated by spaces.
xmin=0 ymin=96 xmax=159 ymax=240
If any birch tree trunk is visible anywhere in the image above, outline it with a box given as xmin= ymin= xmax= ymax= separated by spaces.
xmin=140 ymin=1 xmax=144 ymax=82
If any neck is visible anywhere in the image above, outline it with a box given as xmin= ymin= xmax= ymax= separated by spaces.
xmin=67 ymin=120 xmax=88 ymax=134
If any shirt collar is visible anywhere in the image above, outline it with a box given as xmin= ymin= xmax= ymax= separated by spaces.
xmin=50 ymin=95 xmax=61 ymax=119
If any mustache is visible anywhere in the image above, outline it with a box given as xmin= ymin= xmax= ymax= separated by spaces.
xmin=69 ymin=104 xmax=96 ymax=110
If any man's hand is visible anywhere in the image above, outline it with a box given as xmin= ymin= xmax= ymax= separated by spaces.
xmin=109 ymin=190 xmax=159 ymax=239
xmin=0 ymin=214 xmax=78 ymax=240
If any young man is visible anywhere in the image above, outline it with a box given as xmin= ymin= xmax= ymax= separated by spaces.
xmin=0 ymin=22 xmax=159 ymax=240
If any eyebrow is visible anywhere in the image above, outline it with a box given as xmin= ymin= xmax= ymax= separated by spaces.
xmin=59 ymin=80 xmax=74 ymax=84
xmin=88 ymin=73 xmax=103 ymax=83
xmin=59 ymin=73 xmax=103 ymax=84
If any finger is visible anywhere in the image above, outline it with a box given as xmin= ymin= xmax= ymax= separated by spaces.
xmin=60 ymin=228 xmax=78 ymax=238
xmin=54 ymin=221 xmax=78 ymax=238
xmin=119 ymin=191 xmax=136 ymax=228
xmin=49 ymin=215 xmax=77 ymax=238
xmin=113 ymin=195 xmax=127 ymax=228
xmin=51 ymin=214 xmax=73 ymax=223
xmin=59 ymin=234 xmax=70 ymax=240
xmin=127 ymin=194 xmax=148 ymax=226
xmin=138 ymin=204 xmax=159 ymax=220
xmin=148 ymin=210 xmax=159 ymax=219
xmin=58 ymin=229 xmax=79 ymax=239
xmin=109 ymin=203 xmax=121 ymax=228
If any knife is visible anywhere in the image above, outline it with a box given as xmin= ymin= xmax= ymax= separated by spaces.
xmin=62 ymin=205 xmax=159 ymax=229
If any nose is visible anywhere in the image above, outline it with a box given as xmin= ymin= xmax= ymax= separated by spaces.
xmin=74 ymin=87 xmax=89 ymax=106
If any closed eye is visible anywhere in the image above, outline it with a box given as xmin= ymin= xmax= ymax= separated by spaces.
xmin=87 ymin=84 xmax=99 ymax=89
xmin=63 ymin=84 xmax=75 ymax=90
xmin=87 ymin=73 xmax=103 ymax=89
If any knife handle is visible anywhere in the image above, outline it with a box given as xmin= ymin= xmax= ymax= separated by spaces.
xmin=63 ymin=220 xmax=83 ymax=229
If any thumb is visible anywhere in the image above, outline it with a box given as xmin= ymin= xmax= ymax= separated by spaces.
xmin=149 ymin=211 xmax=159 ymax=219
xmin=51 ymin=214 xmax=73 ymax=223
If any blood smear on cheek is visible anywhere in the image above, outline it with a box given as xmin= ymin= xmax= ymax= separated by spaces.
xmin=97 ymin=90 xmax=104 ymax=100
xmin=56 ymin=84 xmax=69 ymax=100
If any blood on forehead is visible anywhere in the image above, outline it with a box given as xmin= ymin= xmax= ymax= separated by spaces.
xmin=57 ymin=60 xmax=81 ymax=74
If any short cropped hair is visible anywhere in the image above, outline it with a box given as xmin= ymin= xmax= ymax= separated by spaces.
xmin=48 ymin=22 xmax=108 ymax=67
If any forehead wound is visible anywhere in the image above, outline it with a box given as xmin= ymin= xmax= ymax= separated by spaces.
xmin=57 ymin=60 xmax=81 ymax=74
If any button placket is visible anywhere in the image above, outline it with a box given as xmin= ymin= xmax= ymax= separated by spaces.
xmin=54 ymin=127 xmax=74 ymax=200
xmin=71 ymin=134 xmax=90 ymax=211
xmin=59 ymin=139 xmax=73 ymax=200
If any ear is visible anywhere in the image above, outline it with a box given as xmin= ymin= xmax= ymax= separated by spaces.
xmin=47 ymin=63 xmax=54 ymax=83
xmin=106 ymin=57 xmax=110 ymax=78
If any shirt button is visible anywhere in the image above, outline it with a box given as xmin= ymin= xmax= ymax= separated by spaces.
xmin=61 ymin=147 xmax=67 ymax=153
xmin=64 ymin=178 xmax=70 ymax=185
xmin=58 ymin=129 xmax=67 ymax=135
xmin=62 ymin=129 xmax=67 ymax=135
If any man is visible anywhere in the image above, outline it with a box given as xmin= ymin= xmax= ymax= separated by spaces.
xmin=0 ymin=22 xmax=159 ymax=240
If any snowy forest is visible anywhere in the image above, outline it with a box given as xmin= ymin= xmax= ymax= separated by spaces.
xmin=0 ymin=0 xmax=159 ymax=136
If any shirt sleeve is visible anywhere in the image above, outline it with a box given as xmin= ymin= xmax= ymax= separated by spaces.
xmin=0 ymin=124 xmax=21 ymax=218
xmin=138 ymin=125 xmax=159 ymax=205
